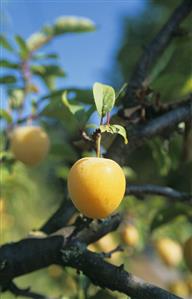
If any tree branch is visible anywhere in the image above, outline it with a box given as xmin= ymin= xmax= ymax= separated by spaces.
xmin=62 ymin=246 xmax=182 ymax=299
xmin=0 ymin=214 xmax=121 ymax=286
xmin=40 ymin=200 xmax=76 ymax=234
xmin=0 ymin=236 xmax=182 ymax=299
xmin=127 ymin=184 xmax=192 ymax=203
xmin=108 ymin=97 xmax=192 ymax=162
xmin=123 ymin=0 xmax=192 ymax=107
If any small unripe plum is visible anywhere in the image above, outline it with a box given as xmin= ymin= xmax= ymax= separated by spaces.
xmin=183 ymin=236 xmax=192 ymax=272
xmin=121 ymin=224 xmax=139 ymax=247
xmin=155 ymin=238 xmax=183 ymax=267
xmin=10 ymin=126 xmax=50 ymax=166
xmin=67 ymin=157 xmax=126 ymax=219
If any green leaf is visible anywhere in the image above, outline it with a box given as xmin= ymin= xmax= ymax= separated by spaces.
xmin=55 ymin=166 xmax=69 ymax=180
xmin=147 ymin=43 xmax=176 ymax=84
xmin=62 ymin=91 xmax=94 ymax=125
xmin=8 ymin=89 xmax=25 ymax=110
xmin=50 ymin=143 xmax=77 ymax=162
xmin=42 ymin=76 xmax=56 ymax=90
xmin=31 ymin=64 xmax=65 ymax=77
xmin=54 ymin=16 xmax=95 ymax=35
xmin=15 ymin=35 xmax=29 ymax=59
xmin=27 ymin=32 xmax=50 ymax=51
xmin=0 ymin=75 xmax=17 ymax=84
xmin=62 ymin=91 xmax=84 ymax=122
xmin=149 ymin=138 xmax=171 ymax=176
xmin=31 ymin=53 xmax=58 ymax=60
xmin=115 ymin=83 xmax=128 ymax=103
xmin=100 ymin=124 xmax=128 ymax=144
xmin=0 ymin=59 xmax=19 ymax=69
xmin=0 ymin=35 xmax=14 ymax=52
xmin=41 ymin=98 xmax=80 ymax=134
xmin=150 ymin=203 xmax=192 ymax=232
xmin=0 ymin=109 xmax=12 ymax=123
xmin=93 ymin=82 xmax=116 ymax=117
xmin=41 ymin=88 xmax=93 ymax=104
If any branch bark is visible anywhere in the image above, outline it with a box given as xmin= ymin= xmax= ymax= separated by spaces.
xmin=63 ymin=246 xmax=182 ymax=299
xmin=41 ymin=200 xmax=76 ymax=234
xmin=0 ymin=236 xmax=182 ymax=299
xmin=108 ymin=97 xmax=192 ymax=162
xmin=127 ymin=184 xmax=192 ymax=202
xmin=0 ymin=215 xmax=121 ymax=286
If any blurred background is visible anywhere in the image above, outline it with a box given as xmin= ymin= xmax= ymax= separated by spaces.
xmin=0 ymin=0 xmax=192 ymax=298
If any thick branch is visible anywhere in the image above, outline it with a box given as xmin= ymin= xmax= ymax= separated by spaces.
xmin=127 ymin=184 xmax=192 ymax=202
xmin=63 ymin=246 xmax=182 ymax=299
xmin=41 ymin=200 xmax=76 ymax=234
xmin=74 ymin=214 xmax=121 ymax=245
xmin=0 ymin=215 xmax=120 ymax=286
xmin=0 ymin=236 xmax=63 ymax=285
xmin=124 ymin=0 xmax=192 ymax=106
xmin=0 ymin=236 xmax=182 ymax=299
xmin=0 ymin=237 xmax=181 ymax=299
xmin=108 ymin=98 xmax=192 ymax=162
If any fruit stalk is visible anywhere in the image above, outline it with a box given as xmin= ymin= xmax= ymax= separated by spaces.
xmin=96 ymin=132 xmax=101 ymax=158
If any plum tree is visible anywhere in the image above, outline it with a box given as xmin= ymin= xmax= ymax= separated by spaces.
xmin=0 ymin=2 xmax=192 ymax=299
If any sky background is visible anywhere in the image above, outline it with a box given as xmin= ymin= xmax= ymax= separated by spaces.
xmin=1 ymin=0 xmax=146 ymax=89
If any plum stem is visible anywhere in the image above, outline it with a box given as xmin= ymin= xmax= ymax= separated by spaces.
xmin=96 ymin=133 xmax=101 ymax=158
xmin=106 ymin=112 xmax=110 ymax=125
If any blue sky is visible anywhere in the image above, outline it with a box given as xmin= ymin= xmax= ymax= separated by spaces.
xmin=1 ymin=0 xmax=146 ymax=88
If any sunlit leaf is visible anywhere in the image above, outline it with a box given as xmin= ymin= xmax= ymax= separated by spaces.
xmin=27 ymin=32 xmax=50 ymax=51
xmin=54 ymin=16 xmax=95 ymax=35
xmin=62 ymin=92 xmax=85 ymax=123
xmin=62 ymin=92 xmax=94 ymax=125
xmin=93 ymin=82 xmax=115 ymax=117
xmin=100 ymin=124 xmax=128 ymax=144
